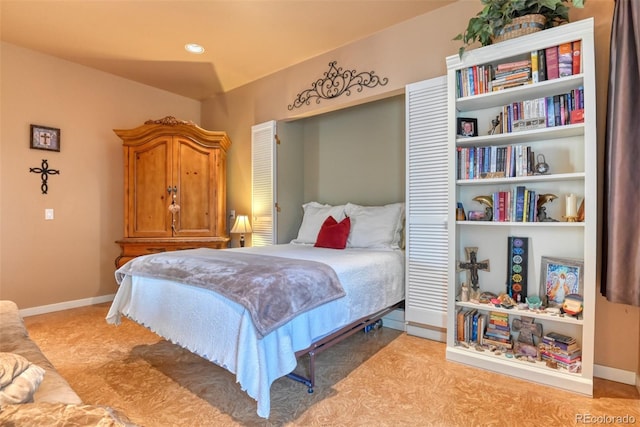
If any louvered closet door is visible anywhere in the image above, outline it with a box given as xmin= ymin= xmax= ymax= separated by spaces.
xmin=405 ymin=76 xmax=449 ymax=340
xmin=251 ymin=121 xmax=277 ymax=246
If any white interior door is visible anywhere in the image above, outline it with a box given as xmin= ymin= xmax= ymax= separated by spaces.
xmin=405 ymin=76 xmax=449 ymax=341
xmin=251 ymin=120 xmax=277 ymax=246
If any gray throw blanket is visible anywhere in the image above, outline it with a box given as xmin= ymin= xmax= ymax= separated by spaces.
xmin=115 ymin=248 xmax=345 ymax=338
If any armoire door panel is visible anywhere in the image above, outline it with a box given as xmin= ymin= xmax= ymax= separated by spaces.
xmin=128 ymin=137 xmax=172 ymax=237
xmin=173 ymin=137 xmax=217 ymax=236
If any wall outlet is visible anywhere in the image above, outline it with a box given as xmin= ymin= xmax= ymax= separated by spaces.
xmin=45 ymin=208 xmax=54 ymax=220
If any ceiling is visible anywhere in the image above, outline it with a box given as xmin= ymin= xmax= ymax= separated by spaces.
xmin=1 ymin=0 xmax=455 ymax=101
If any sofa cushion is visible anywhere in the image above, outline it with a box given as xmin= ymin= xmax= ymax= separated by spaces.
xmin=0 ymin=301 xmax=82 ymax=404
xmin=0 ymin=352 xmax=46 ymax=406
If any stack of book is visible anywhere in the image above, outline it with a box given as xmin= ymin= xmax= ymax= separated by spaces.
xmin=490 ymin=59 xmax=531 ymax=92
xmin=540 ymin=332 xmax=582 ymax=370
xmin=483 ymin=311 xmax=512 ymax=349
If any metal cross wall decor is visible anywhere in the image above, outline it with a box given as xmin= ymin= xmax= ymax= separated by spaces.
xmin=457 ymin=247 xmax=490 ymax=291
xmin=288 ymin=61 xmax=388 ymax=110
xmin=29 ymin=159 xmax=60 ymax=194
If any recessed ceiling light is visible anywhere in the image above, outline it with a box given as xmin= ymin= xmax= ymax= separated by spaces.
xmin=185 ymin=43 xmax=205 ymax=54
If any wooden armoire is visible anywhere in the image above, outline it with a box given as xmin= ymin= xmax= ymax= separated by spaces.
xmin=114 ymin=116 xmax=231 ymax=267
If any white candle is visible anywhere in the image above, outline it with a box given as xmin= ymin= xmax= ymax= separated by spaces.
xmin=566 ymin=194 xmax=577 ymax=217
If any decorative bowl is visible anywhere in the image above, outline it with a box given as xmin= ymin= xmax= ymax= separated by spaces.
xmin=526 ymin=296 xmax=542 ymax=310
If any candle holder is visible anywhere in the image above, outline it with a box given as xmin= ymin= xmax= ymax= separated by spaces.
xmin=563 ymin=215 xmax=579 ymax=222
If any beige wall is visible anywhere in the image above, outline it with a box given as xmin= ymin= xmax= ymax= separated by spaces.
xmin=0 ymin=42 xmax=201 ymax=308
xmin=0 ymin=1 xmax=637 ymax=376
xmin=202 ymin=1 xmax=639 ymax=375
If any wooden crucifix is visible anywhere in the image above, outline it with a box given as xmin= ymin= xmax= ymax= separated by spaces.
xmin=29 ymin=159 xmax=60 ymax=194
xmin=457 ymin=247 xmax=490 ymax=291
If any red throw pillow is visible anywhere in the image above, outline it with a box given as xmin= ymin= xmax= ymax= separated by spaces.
xmin=314 ymin=216 xmax=351 ymax=249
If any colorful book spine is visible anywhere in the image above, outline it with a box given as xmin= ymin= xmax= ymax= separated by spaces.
xmin=531 ymin=50 xmax=539 ymax=83
xmin=545 ymin=46 xmax=559 ymax=80
xmin=558 ymin=42 xmax=573 ymax=77
xmin=572 ymin=40 xmax=582 ymax=75
xmin=537 ymin=49 xmax=547 ymax=81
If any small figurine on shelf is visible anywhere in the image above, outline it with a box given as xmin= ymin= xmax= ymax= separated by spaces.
xmin=562 ymin=293 xmax=584 ymax=317
xmin=488 ymin=115 xmax=501 ymax=135
xmin=534 ymin=154 xmax=550 ymax=175
xmin=472 ymin=195 xmax=493 ymax=221
xmin=460 ymin=284 xmax=470 ymax=302
xmin=536 ymin=194 xmax=559 ymax=222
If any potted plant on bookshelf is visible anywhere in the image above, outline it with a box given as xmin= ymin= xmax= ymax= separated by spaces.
xmin=454 ymin=0 xmax=586 ymax=57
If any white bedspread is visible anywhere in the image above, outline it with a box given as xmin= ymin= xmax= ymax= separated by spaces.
xmin=106 ymin=244 xmax=404 ymax=418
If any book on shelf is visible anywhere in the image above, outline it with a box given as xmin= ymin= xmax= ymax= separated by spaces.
xmin=553 ymin=95 xmax=561 ymax=126
xmin=558 ymin=42 xmax=573 ymax=77
xmin=496 ymin=59 xmax=531 ymax=72
xmin=456 ymin=308 xmax=465 ymax=342
xmin=542 ymin=336 xmax=580 ymax=353
xmin=544 ymin=332 xmax=577 ymax=343
xmin=531 ymin=50 xmax=539 ymax=83
xmin=541 ymin=343 xmax=582 ymax=357
xmin=572 ymin=40 xmax=582 ymax=75
xmin=541 ymin=350 xmax=582 ymax=365
xmin=538 ymin=48 xmax=547 ymax=81
xmin=545 ymin=45 xmax=559 ymax=80
xmin=477 ymin=313 xmax=486 ymax=345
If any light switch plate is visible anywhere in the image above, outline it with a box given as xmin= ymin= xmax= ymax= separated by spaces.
xmin=45 ymin=209 xmax=54 ymax=220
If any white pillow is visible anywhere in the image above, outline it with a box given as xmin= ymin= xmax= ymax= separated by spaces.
xmin=291 ymin=202 xmax=346 ymax=244
xmin=345 ymin=202 xmax=405 ymax=249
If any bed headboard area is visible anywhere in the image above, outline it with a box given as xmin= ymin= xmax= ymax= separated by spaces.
xmin=277 ymin=94 xmax=405 ymax=243
xmin=300 ymin=94 xmax=405 ymax=206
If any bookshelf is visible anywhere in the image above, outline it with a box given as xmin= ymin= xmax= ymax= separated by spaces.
xmin=445 ymin=18 xmax=596 ymax=395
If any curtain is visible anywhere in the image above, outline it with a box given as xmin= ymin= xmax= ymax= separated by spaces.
xmin=601 ymin=0 xmax=640 ymax=306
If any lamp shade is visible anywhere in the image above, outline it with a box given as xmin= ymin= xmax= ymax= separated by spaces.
xmin=230 ymin=215 xmax=252 ymax=234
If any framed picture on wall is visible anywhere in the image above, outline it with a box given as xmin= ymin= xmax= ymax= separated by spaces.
xmin=457 ymin=117 xmax=478 ymax=137
xmin=30 ymin=124 xmax=60 ymax=152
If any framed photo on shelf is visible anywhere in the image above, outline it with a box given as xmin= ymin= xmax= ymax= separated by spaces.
xmin=457 ymin=117 xmax=478 ymax=137
xmin=30 ymin=124 xmax=60 ymax=152
xmin=539 ymin=256 xmax=584 ymax=308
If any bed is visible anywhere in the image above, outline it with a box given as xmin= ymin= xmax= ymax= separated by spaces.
xmin=106 ymin=202 xmax=405 ymax=418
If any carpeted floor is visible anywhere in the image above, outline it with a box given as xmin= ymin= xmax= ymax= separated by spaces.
xmin=23 ymin=303 xmax=640 ymax=426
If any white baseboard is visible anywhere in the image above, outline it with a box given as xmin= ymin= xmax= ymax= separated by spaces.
xmin=594 ymin=364 xmax=638 ymax=386
xmin=20 ymin=294 xmax=115 ymax=318
xmin=406 ymin=323 xmax=446 ymax=342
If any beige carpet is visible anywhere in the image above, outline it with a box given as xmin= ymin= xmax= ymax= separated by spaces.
xmin=23 ymin=303 xmax=640 ymax=426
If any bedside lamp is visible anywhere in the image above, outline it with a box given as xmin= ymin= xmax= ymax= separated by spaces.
xmin=230 ymin=215 xmax=252 ymax=247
